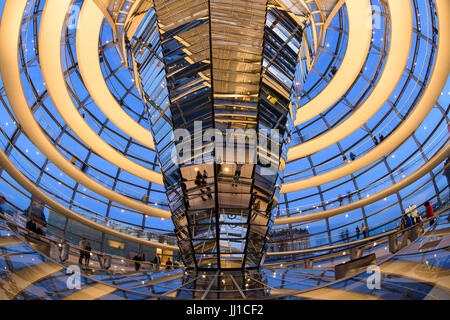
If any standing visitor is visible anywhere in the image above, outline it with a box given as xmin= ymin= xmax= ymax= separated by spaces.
xmin=153 ymin=255 xmax=160 ymax=272
xmin=165 ymin=258 xmax=173 ymax=270
xmin=338 ymin=195 xmax=343 ymax=206
xmin=405 ymin=213 xmax=414 ymax=228
xmin=79 ymin=237 xmax=87 ymax=265
xmin=203 ymin=170 xmax=213 ymax=200
xmin=133 ymin=253 xmax=143 ymax=271
xmin=424 ymin=201 xmax=435 ymax=227
xmin=195 ymin=171 xmax=207 ymax=201
xmin=232 ymin=164 xmax=243 ymax=187
xmin=26 ymin=218 xmax=38 ymax=233
xmin=347 ymin=191 xmax=352 ymax=203
xmin=84 ymin=242 xmax=92 ymax=266
xmin=361 ymin=223 xmax=367 ymax=238
xmin=400 ymin=214 xmax=407 ymax=230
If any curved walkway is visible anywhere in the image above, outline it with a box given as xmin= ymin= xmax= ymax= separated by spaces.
xmin=276 ymin=143 xmax=449 ymax=225
xmin=0 ymin=0 xmax=168 ymax=218
xmin=293 ymin=0 xmax=372 ymax=125
xmin=0 ymin=147 xmax=175 ymax=249
xmin=39 ymin=0 xmax=162 ymax=184
xmin=76 ymin=0 xmax=156 ymax=151
xmin=282 ymin=0 xmax=449 ymax=193
xmin=287 ymin=0 xmax=413 ymax=161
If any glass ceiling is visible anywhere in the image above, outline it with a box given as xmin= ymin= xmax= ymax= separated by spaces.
xmin=0 ymin=0 xmax=448 ymax=254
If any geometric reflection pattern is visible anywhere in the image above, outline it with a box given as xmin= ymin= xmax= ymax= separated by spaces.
xmin=0 ymin=0 xmax=448 ymax=280
xmin=128 ymin=0 xmax=303 ymax=269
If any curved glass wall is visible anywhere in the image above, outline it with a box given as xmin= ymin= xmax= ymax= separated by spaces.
xmin=274 ymin=0 xmax=449 ymax=249
xmin=0 ymin=0 xmax=172 ymax=238
xmin=0 ymin=0 xmax=447 ymax=262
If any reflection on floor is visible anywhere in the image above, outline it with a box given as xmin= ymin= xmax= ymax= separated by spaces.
xmin=0 ymin=236 xmax=22 ymax=247
xmin=62 ymin=283 xmax=117 ymax=300
xmin=380 ymin=259 xmax=450 ymax=291
xmin=0 ymin=213 xmax=449 ymax=300
xmin=0 ymin=261 xmax=63 ymax=300
xmin=271 ymin=287 xmax=383 ymax=300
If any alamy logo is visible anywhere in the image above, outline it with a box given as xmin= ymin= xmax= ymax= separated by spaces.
xmin=366 ymin=265 xmax=381 ymax=290
xmin=67 ymin=4 xmax=81 ymax=30
xmin=66 ymin=265 xmax=81 ymax=290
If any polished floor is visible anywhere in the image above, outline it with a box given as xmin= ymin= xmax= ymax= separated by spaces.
xmin=0 ymin=212 xmax=448 ymax=300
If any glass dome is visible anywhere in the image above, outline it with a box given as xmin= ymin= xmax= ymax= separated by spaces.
xmin=0 ymin=0 xmax=448 ymax=275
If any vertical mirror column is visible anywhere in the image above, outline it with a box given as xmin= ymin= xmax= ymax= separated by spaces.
xmin=127 ymin=0 xmax=303 ymax=270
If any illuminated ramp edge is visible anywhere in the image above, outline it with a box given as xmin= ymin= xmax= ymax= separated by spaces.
xmin=288 ymin=0 xmax=413 ymax=161
xmin=0 ymin=147 xmax=176 ymax=250
xmin=76 ymin=0 xmax=156 ymax=151
xmin=380 ymin=260 xmax=450 ymax=291
xmin=275 ymin=143 xmax=449 ymax=225
xmin=0 ymin=0 xmax=168 ymax=218
xmin=281 ymin=0 xmax=450 ymax=194
xmin=39 ymin=0 xmax=162 ymax=184
xmin=293 ymin=0 xmax=372 ymax=125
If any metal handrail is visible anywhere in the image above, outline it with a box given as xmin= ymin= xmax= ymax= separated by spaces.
xmin=266 ymin=211 xmax=449 ymax=299
xmin=0 ymin=211 xmax=182 ymax=271
xmin=265 ymin=206 xmax=448 ymax=260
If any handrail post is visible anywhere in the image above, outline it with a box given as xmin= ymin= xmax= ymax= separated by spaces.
xmin=398 ymin=229 xmax=410 ymax=249
xmin=409 ymin=225 xmax=419 ymax=242
xmin=350 ymin=246 xmax=364 ymax=260
xmin=97 ymin=253 xmax=105 ymax=269
xmin=49 ymin=241 xmax=61 ymax=262
xmin=104 ymin=255 xmax=112 ymax=270
xmin=388 ymin=232 xmax=399 ymax=253
xmin=61 ymin=243 xmax=69 ymax=262
xmin=96 ymin=253 xmax=112 ymax=270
